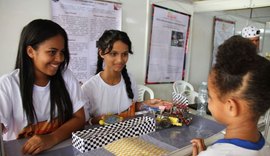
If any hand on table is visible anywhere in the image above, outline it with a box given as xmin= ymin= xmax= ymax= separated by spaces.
xmin=144 ymin=99 xmax=173 ymax=109
xmin=22 ymin=134 xmax=56 ymax=155
xmin=190 ymin=138 xmax=206 ymax=156
xmin=118 ymin=102 xmax=136 ymax=118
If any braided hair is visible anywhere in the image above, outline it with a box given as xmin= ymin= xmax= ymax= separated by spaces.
xmin=96 ymin=30 xmax=134 ymax=99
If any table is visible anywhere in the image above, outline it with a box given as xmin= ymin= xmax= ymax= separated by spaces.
xmin=3 ymin=114 xmax=225 ymax=156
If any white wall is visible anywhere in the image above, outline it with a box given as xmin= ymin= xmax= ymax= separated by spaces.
xmin=189 ymin=13 xmax=213 ymax=90
xmin=262 ymin=22 xmax=270 ymax=54
xmin=189 ymin=0 xmax=270 ymax=90
xmin=189 ymin=10 xmax=269 ymax=90
xmin=0 ymin=0 xmax=51 ymax=75
xmin=1 ymin=0 xmax=269 ymax=100
xmin=0 ymin=0 xmax=194 ymax=101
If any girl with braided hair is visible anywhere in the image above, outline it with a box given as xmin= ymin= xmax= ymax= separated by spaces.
xmin=82 ymin=30 xmax=171 ymax=124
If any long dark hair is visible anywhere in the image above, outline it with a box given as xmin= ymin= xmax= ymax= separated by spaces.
xmin=214 ymin=35 xmax=270 ymax=119
xmin=96 ymin=30 xmax=134 ymax=99
xmin=15 ymin=19 xmax=73 ymax=125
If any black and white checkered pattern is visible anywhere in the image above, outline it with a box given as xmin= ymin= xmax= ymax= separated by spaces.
xmin=72 ymin=116 xmax=156 ymax=153
xmin=172 ymin=91 xmax=188 ymax=105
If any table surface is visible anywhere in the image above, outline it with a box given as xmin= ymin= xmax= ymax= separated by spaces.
xmin=3 ymin=112 xmax=225 ymax=156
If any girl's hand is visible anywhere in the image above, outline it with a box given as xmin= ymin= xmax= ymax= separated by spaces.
xmin=89 ymin=115 xmax=103 ymax=125
xmin=190 ymin=138 xmax=206 ymax=156
xmin=144 ymin=99 xmax=173 ymax=109
xmin=144 ymin=99 xmax=162 ymax=107
xmin=21 ymin=108 xmax=85 ymax=155
xmin=22 ymin=134 xmax=56 ymax=155
xmin=118 ymin=102 xmax=136 ymax=118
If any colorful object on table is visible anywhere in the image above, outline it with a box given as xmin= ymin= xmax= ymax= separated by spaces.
xmin=140 ymin=103 xmax=160 ymax=115
xmin=137 ymin=93 xmax=192 ymax=128
xmin=163 ymin=101 xmax=173 ymax=110
xmin=156 ymin=114 xmax=183 ymax=129
xmin=158 ymin=106 xmax=166 ymax=114
xmin=99 ymin=115 xmax=123 ymax=126
xmin=156 ymin=115 xmax=172 ymax=129
xmin=168 ymin=116 xmax=182 ymax=126
xmin=170 ymin=104 xmax=192 ymax=125
xmin=171 ymin=91 xmax=192 ymax=125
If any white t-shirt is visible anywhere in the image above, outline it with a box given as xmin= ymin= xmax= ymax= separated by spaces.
xmin=0 ymin=69 xmax=84 ymax=141
xmin=81 ymin=72 xmax=138 ymax=119
xmin=199 ymin=134 xmax=270 ymax=156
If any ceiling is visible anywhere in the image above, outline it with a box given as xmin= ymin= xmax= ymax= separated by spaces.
xmin=225 ymin=7 xmax=270 ymax=23
xmin=185 ymin=0 xmax=270 ymax=23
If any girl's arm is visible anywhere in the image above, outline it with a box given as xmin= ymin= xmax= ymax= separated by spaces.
xmin=22 ymin=107 xmax=85 ymax=155
xmin=136 ymin=99 xmax=173 ymax=111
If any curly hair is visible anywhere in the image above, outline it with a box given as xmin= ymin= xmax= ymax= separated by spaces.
xmin=213 ymin=35 xmax=270 ymax=118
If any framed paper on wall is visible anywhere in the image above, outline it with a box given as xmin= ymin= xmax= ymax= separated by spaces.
xmin=145 ymin=5 xmax=191 ymax=84
xmin=51 ymin=0 xmax=122 ymax=83
xmin=211 ymin=17 xmax=235 ymax=65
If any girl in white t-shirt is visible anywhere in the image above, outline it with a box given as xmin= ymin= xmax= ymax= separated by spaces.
xmin=82 ymin=30 xmax=172 ymax=124
xmin=0 ymin=19 xmax=85 ymax=154
xmin=191 ymin=36 xmax=270 ymax=156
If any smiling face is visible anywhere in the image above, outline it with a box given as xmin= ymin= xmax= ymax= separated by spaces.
xmin=101 ymin=40 xmax=129 ymax=73
xmin=27 ymin=34 xmax=65 ymax=85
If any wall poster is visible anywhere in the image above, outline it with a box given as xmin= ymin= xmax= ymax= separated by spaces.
xmin=212 ymin=17 xmax=235 ymax=65
xmin=146 ymin=5 xmax=190 ymax=84
xmin=51 ymin=0 xmax=122 ymax=83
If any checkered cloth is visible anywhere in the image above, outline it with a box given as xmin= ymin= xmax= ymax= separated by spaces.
xmin=72 ymin=116 xmax=156 ymax=153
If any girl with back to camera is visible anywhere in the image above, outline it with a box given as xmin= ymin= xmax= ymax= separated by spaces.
xmin=191 ymin=35 xmax=270 ymax=156
xmin=82 ymin=30 xmax=172 ymax=124
xmin=0 ymin=19 xmax=85 ymax=154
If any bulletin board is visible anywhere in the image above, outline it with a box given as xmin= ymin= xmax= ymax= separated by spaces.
xmin=51 ymin=0 xmax=122 ymax=83
xmin=145 ymin=5 xmax=190 ymax=84
xmin=211 ymin=17 xmax=235 ymax=65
